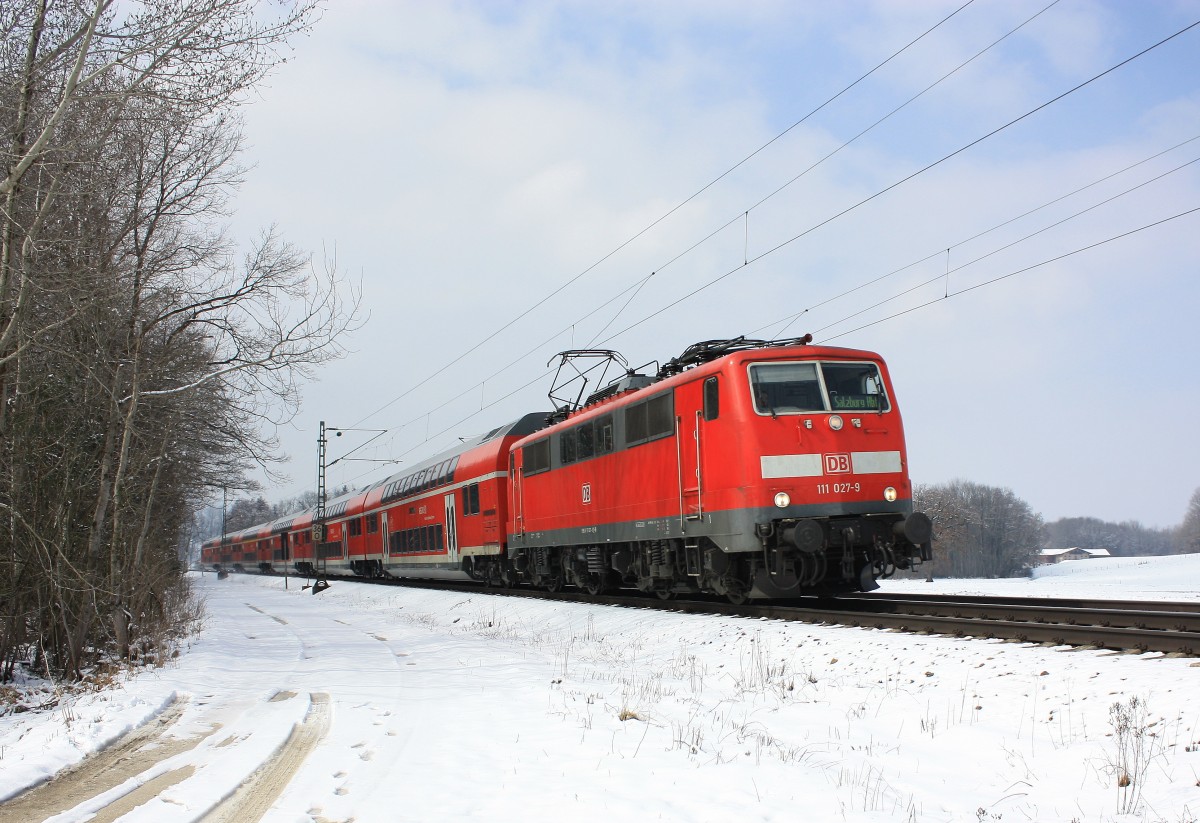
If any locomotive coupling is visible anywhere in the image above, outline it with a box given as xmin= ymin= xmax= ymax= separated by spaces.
xmin=894 ymin=512 xmax=932 ymax=545
xmin=782 ymin=519 xmax=824 ymax=553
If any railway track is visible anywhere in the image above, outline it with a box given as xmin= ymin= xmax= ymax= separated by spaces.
xmin=216 ymin=569 xmax=1200 ymax=656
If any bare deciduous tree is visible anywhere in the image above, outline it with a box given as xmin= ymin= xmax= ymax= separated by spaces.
xmin=914 ymin=480 xmax=1042 ymax=578
xmin=0 ymin=0 xmax=357 ymax=683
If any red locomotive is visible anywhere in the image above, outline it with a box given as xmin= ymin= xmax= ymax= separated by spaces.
xmin=203 ymin=337 xmax=930 ymax=600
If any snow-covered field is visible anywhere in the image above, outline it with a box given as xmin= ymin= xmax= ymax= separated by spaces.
xmin=2 ymin=556 xmax=1199 ymax=822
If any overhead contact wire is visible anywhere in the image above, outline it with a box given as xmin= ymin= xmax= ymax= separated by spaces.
xmin=819 ymin=205 xmax=1200 ymax=343
xmin=595 ymin=17 xmax=1200 ymax=348
xmin=346 ymin=1 xmax=977 ymax=430
xmin=590 ymin=0 xmax=1061 ymax=341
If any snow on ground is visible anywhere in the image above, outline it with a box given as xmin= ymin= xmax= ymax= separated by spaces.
xmin=1 ymin=557 xmax=1199 ymax=822
xmin=883 ymin=553 xmax=1200 ymax=603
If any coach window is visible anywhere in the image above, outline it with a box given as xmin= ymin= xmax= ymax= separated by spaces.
xmin=703 ymin=377 xmax=719 ymax=421
xmin=366 ymin=513 xmax=379 ymax=534
xmin=462 ymin=483 xmax=480 ymax=516
xmin=348 ymin=518 xmax=362 ymax=537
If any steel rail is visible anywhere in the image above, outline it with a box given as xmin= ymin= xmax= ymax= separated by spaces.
xmin=839 ymin=590 xmax=1200 ymax=615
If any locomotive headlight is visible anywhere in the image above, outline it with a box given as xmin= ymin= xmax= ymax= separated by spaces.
xmin=828 ymin=415 xmax=844 ymax=431
xmin=774 ymin=492 xmax=791 ymax=508
xmin=884 ymin=486 xmax=898 ymax=502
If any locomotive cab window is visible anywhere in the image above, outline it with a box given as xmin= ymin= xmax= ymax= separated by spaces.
xmin=749 ymin=361 xmax=889 ymax=415
xmin=822 ymin=362 xmax=889 ymax=411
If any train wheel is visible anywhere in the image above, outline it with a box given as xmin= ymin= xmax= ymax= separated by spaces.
xmin=654 ymin=589 xmax=674 ymax=601
xmin=583 ymin=573 xmax=608 ymax=597
xmin=726 ymin=591 xmax=749 ymax=606
xmin=543 ymin=574 xmax=564 ymax=593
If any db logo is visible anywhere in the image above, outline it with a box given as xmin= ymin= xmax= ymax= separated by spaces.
xmin=582 ymin=483 xmax=592 ymax=505
xmin=824 ymin=453 xmax=851 ymax=474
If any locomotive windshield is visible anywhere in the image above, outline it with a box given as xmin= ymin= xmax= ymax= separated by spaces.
xmin=749 ymin=361 xmax=889 ymax=414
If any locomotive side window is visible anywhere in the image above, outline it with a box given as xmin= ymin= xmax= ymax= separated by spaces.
xmin=558 ymin=415 xmax=613 ymax=466
xmin=625 ymin=402 xmax=647 ymax=444
xmin=703 ymin=377 xmax=719 ymax=421
xmin=576 ymin=422 xmax=594 ymax=460
xmin=646 ymin=392 xmax=674 ymax=438
xmin=625 ymin=392 xmax=674 ymax=447
xmin=595 ymin=415 xmax=614 ymax=454
xmin=524 ymin=438 xmax=551 ymax=475
xmin=560 ymin=429 xmax=577 ymax=465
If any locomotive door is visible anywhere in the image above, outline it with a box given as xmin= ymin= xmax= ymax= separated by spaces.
xmin=677 ymin=383 xmax=706 ymax=521
xmin=444 ymin=492 xmax=459 ymax=563
xmin=512 ymin=454 xmax=525 ymax=537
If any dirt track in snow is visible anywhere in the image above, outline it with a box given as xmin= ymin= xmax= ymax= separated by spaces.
xmin=0 ymin=697 xmax=208 ymax=823
xmin=0 ymin=690 xmax=331 ymax=823
xmin=199 ymin=692 xmax=331 ymax=823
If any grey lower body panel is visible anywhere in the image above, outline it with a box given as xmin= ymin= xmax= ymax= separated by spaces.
xmin=510 ymin=500 xmax=914 ymax=554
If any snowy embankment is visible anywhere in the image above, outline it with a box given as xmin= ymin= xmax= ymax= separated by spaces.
xmin=0 ymin=557 xmax=1197 ymax=822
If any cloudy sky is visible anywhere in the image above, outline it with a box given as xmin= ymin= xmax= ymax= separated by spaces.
xmin=228 ymin=0 xmax=1200 ymax=529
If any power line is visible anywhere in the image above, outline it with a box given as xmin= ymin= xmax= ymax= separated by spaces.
xmin=593 ymin=17 xmax=1200 ymax=348
xmin=756 ymin=135 xmax=1200 ymax=338
xmin=350 ymin=1 xmax=1051 ymax=446
xmin=346 ymin=0 xmax=977 ymax=430
xmin=586 ymin=0 xmax=1062 ymax=346
xmin=818 ymin=205 xmax=1200 ymax=343
xmin=809 ymin=153 xmax=1199 ymax=337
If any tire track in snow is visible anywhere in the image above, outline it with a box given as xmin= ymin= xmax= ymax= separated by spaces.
xmin=0 ymin=697 xmax=211 ymax=823
xmin=199 ymin=692 xmax=331 ymax=823
xmin=88 ymin=765 xmax=196 ymax=823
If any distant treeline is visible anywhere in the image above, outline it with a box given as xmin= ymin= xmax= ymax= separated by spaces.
xmin=913 ymin=482 xmax=1200 ymax=579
